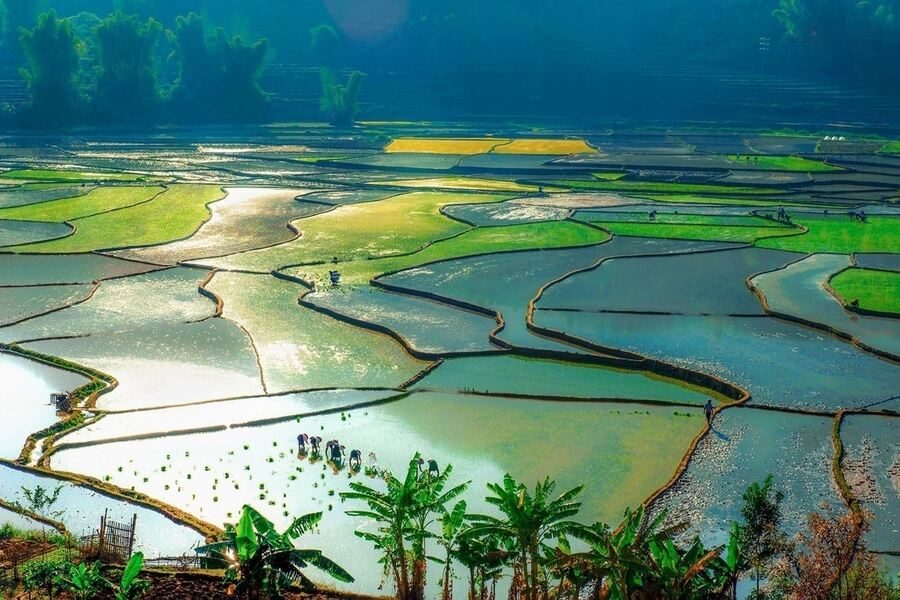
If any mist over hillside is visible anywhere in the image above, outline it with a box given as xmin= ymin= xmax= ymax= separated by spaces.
xmin=1 ymin=0 xmax=898 ymax=129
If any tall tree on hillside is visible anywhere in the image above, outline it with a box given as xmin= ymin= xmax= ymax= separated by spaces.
xmin=311 ymin=22 xmax=365 ymax=126
xmin=94 ymin=11 xmax=162 ymax=122
xmin=168 ymin=13 xmax=268 ymax=122
xmin=18 ymin=10 xmax=82 ymax=126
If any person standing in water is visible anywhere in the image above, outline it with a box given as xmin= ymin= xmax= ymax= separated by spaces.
xmin=704 ymin=399 xmax=714 ymax=424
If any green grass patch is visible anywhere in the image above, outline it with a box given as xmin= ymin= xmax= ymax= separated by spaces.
xmin=9 ymin=184 xmax=226 ymax=253
xmin=830 ymin=268 xmax=900 ymax=314
xmin=589 ymin=221 xmax=799 ymax=243
xmin=0 ymin=186 xmax=162 ymax=221
xmin=876 ymin=141 xmax=900 ymax=155
xmin=727 ymin=154 xmax=840 ymax=172
xmin=0 ymin=168 xmax=152 ymax=183
xmin=593 ymin=171 xmax=629 ymax=181
xmin=756 ymin=215 xmax=900 ymax=254
xmin=558 ymin=178 xmax=778 ymax=195
xmin=203 ymin=191 xmax=515 ymax=272
xmin=287 ymin=191 xmax=504 ymax=264
xmin=589 ymin=213 xmax=789 ymax=227
xmin=642 ymin=194 xmax=832 ymax=207
xmin=292 ymin=220 xmax=610 ymax=285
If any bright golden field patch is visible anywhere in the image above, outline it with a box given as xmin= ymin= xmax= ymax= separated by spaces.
xmin=385 ymin=137 xmax=597 ymax=155
xmin=384 ymin=138 xmax=508 ymax=154
xmin=492 ymin=138 xmax=597 ymax=155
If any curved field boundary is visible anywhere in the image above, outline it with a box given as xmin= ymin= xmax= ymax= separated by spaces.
xmin=48 ymin=391 xmax=413 ymax=454
xmin=438 ymin=194 xmax=576 ymax=228
xmin=152 ymin=191 xmax=343 ymax=266
xmin=90 ymin=386 xmax=403 ymax=415
xmin=0 ymin=219 xmax=76 ymax=249
xmin=519 ymin=241 xmax=760 ymax=517
xmin=91 ymin=186 xmax=228 ymax=255
xmin=196 ymin=269 xmax=224 ymax=318
xmin=0 ymin=344 xmax=117 ymax=404
xmin=365 ymin=234 xmax=758 ymax=396
xmin=747 ymin=259 xmax=900 ymax=363
xmin=297 ymin=286 xmax=505 ymax=361
xmin=180 ymin=191 xmax=485 ymax=276
xmin=824 ymin=264 xmax=900 ymax=320
xmin=272 ymin=199 xmax=508 ymax=276
xmin=0 ymin=496 xmax=67 ymax=534
xmin=1 ymin=344 xmax=118 ymax=464
xmin=0 ymin=251 xmax=171 ymax=286
xmin=398 ymin=360 xmax=444 ymax=390
xmin=535 ymin=307 xmax=768 ymax=318
xmin=2 ymin=186 xmax=169 ymax=254
xmin=0 ymin=183 xmax=96 ymax=210
xmin=0 ymin=458 xmax=221 ymax=540
xmin=200 ymin=270 xmax=269 ymax=393
xmin=826 ymin=410 xmax=865 ymax=594
xmin=34 ymin=412 xmax=106 ymax=469
xmin=0 ymin=281 xmax=100 ymax=328
xmin=417 ymin=388 xmax=708 ymax=410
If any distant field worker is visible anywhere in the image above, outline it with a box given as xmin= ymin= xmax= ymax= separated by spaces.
xmin=704 ymin=399 xmax=714 ymax=424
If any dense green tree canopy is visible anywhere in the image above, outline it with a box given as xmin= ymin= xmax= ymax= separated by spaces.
xmin=94 ymin=11 xmax=163 ymax=121
xmin=168 ymin=13 xmax=268 ymax=122
xmin=18 ymin=10 xmax=81 ymax=126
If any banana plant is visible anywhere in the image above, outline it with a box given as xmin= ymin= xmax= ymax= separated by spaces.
xmin=59 ymin=561 xmax=105 ymax=600
xmin=644 ymin=536 xmax=721 ymax=599
xmin=465 ymin=475 xmax=586 ymax=600
xmin=104 ymin=552 xmax=150 ymax=600
xmin=196 ymin=505 xmax=353 ymax=600
xmin=342 ymin=453 xmax=469 ymax=600
xmin=711 ymin=522 xmax=749 ymax=599
xmin=435 ymin=500 xmax=467 ymax=600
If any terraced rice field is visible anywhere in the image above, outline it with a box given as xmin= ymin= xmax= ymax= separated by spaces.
xmin=1 ymin=131 xmax=898 ymax=594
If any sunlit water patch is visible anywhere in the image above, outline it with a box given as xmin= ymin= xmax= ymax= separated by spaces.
xmin=442 ymin=201 xmax=570 ymax=225
xmin=207 ymin=272 xmax=427 ymax=392
xmin=651 ymin=407 xmax=843 ymax=546
xmin=0 ymin=254 xmax=159 ymax=286
xmin=751 ymin=253 xmax=900 ymax=357
xmin=382 ymin=237 xmax=734 ymax=351
xmin=540 ymin=247 xmax=799 ymax=316
xmin=0 ymin=353 xmax=87 ymax=459
xmin=0 ymin=465 xmax=202 ymax=557
xmin=0 ymin=267 xmax=216 ymax=342
xmin=113 ymin=188 xmax=328 ymax=264
xmin=52 ymin=391 xmax=702 ymax=595
xmin=60 ymin=389 xmax=401 ymax=446
xmin=0 ymin=186 xmax=93 ymax=209
xmin=414 ymin=354 xmax=714 ymax=405
xmin=0 ymin=284 xmax=93 ymax=326
xmin=24 ymin=319 xmax=264 ymax=411
xmin=535 ymin=311 xmax=900 ymax=411
xmin=305 ymin=287 xmax=498 ymax=355
xmin=0 ymin=219 xmax=73 ymax=247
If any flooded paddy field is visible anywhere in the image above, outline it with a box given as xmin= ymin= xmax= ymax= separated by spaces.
xmin=1 ymin=130 xmax=898 ymax=593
